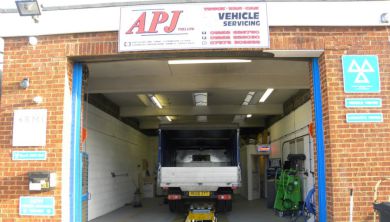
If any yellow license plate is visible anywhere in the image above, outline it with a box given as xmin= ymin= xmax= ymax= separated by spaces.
xmin=189 ymin=191 xmax=210 ymax=197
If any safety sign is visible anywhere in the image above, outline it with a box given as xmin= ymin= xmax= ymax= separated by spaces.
xmin=346 ymin=113 xmax=383 ymax=123
xmin=12 ymin=151 xmax=47 ymax=160
xmin=19 ymin=196 xmax=55 ymax=216
xmin=342 ymin=55 xmax=380 ymax=93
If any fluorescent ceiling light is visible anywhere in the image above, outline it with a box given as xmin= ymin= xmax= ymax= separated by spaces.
xmin=197 ymin=116 xmax=207 ymax=122
xmin=193 ymin=93 xmax=207 ymax=122
xmin=149 ymin=94 xmax=163 ymax=109
xmin=246 ymin=114 xmax=252 ymax=118
xmin=165 ymin=116 xmax=172 ymax=122
xmin=242 ymin=91 xmax=255 ymax=106
xmin=233 ymin=115 xmax=245 ymax=123
xmin=168 ymin=59 xmax=252 ymax=65
xmin=259 ymin=88 xmax=274 ymax=103
xmin=193 ymin=92 xmax=207 ymax=106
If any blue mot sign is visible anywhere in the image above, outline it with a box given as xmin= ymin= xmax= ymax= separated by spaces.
xmin=342 ymin=55 xmax=380 ymax=93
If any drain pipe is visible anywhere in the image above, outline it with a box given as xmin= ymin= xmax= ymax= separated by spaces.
xmin=349 ymin=189 xmax=354 ymax=222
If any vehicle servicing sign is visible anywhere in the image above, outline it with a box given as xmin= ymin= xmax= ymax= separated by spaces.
xmin=345 ymin=98 xmax=382 ymax=108
xmin=346 ymin=113 xmax=383 ymax=123
xmin=119 ymin=2 xmax=269 ymax=52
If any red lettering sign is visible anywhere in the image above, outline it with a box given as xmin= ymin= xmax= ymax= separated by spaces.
xmin=126 ymin=10 xmax=183 ymax=34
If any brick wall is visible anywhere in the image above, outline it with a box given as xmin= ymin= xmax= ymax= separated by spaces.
xmin=317 ymin=28 xmax=390 ymax=222
xmin=0 ymin=36 xmax=69 ymax=221
xmin=1 ymin=27 xmax=389 ymax=221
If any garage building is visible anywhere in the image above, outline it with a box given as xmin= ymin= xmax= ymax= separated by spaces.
xmin=0 ymin=1 xmax=389 ymax=222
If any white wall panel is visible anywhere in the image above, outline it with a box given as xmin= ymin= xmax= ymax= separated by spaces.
xmin=269 ymin=101 xmax=312 ymax=151
xmin=85 ymin=104 xmax=152 ymax=220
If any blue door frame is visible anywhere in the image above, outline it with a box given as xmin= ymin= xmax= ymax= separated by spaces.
xmin=70 ymin=63 xmax=83 ymax=222
xmin=312 ymin=58 xmax=327 ymax=222
xmin=69 ymin=59 xmax=328 ymax=222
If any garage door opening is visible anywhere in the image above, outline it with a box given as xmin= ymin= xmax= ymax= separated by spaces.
xmin=80 ymin=57 xmax=318 ymax=222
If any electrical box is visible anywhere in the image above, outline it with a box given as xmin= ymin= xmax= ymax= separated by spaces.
xmin=28 ymin=171 xmax=56 ymax=192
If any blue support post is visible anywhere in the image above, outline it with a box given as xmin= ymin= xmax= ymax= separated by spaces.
xmin=70 ymin=63 xmax=83 ymax=222
xmin=312 ymin=58 xmax=327 ymax=222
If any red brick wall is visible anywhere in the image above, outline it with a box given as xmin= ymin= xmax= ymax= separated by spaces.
xmin=1 ymin=27 xmax=389 ymax=221
xmin=0 ymin=36 xmax=69 ymax=221
xmin=317 ymin=28 xmax=390 ymax=222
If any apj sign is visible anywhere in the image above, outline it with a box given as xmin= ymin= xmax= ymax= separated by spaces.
xmin=342 ymin=55 xmax=380 ymax=93
xmin=119 ymin=2 xmax=269 ymax=51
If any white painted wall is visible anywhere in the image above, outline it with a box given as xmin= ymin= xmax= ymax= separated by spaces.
xmin=61 ymin=68 xmax=72 ymax=222
xmin=269 ymin=101 xmax=312 ymax=159
xmin=240 ymin=145 xmax=267 ymax=201
xmin=84 ymin=104 xmax=153 ymax=221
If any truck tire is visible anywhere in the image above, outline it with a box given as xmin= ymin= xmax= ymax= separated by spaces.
xmin=216 ymin=199 xmax=232 ymax=212
xmin=168 ymin=200 xmax=184 ymax=213
xmin=226 ymin=199 xmax=232 ymax=212
xmin=216 ymin=200 xmax=225 ymax=212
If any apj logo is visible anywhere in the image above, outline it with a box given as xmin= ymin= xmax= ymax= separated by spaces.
xmin=126 ymin=10 xmax=183 ymax=34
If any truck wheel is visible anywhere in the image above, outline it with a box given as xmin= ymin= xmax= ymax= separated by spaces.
xmin=168 ymin=200 xmax=176 ymax=212
xmin=216 ymin=200 xmax=226 ymax=212
xmin=226 ymin=200 xmax=232 ymax=212
xmin=168 ymin=200 xmax=184 ymax=213
xmin=216 ymin=200 xmax=232 ymax=212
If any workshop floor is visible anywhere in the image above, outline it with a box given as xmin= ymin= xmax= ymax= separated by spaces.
xmin=89 ymin=196 xmax=302 ymax=222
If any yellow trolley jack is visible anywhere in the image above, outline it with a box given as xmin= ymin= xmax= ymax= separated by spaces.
xmin=185 ymin=205 xmax=217 ymax=222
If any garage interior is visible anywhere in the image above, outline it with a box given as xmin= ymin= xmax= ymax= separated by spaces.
xmin=81 ymin=57 xmax=316 ymax=222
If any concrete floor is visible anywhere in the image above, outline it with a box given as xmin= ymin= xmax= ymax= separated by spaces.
xmin=89 ymin=196 xmax=301 ymax=222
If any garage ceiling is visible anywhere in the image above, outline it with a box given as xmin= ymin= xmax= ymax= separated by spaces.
xmin=87 ymin=59 xmax=310 ymax=129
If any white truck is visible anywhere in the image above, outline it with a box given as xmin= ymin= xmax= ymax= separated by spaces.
xmin=157 ymin=126 xmax=241 ymax=212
